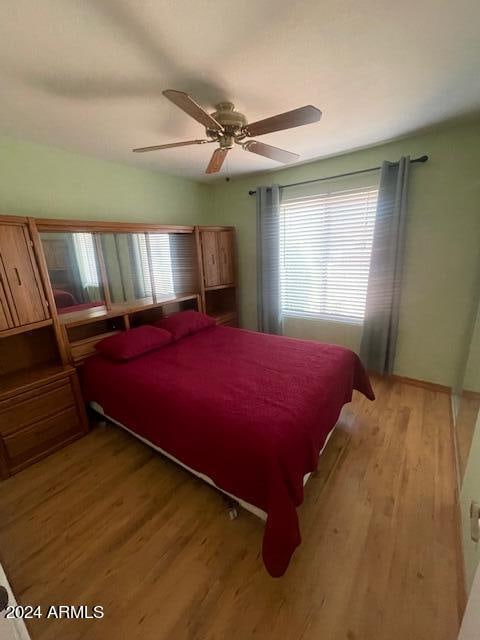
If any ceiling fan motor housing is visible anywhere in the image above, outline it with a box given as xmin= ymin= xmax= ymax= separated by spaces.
xmin=206 ymin=102 xmax=247 ymax=147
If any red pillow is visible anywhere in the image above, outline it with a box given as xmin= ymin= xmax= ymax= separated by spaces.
xmin=95 ymin=325 xmax=172 ymax=362
xmin=154 ymin=310 xmax=216 ymax=340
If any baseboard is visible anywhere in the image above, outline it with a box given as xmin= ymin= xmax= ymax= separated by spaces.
xmin=387 ymin=374 xmax=451 ymax=394
xmin=461 ymin=389 xmax=480 ymax=401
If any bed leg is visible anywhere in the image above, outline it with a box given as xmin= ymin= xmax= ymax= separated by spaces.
xmin=225 ymin=498 xmax=239 ymax=520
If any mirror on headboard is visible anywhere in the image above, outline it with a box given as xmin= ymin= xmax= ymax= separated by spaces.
xmin=101 ymin=232 xmax=198 ymax=305
xmin=100 ymin=232 xmax=151 ymax=305
xmin=40 ymin=232 xmax=106 ymax=314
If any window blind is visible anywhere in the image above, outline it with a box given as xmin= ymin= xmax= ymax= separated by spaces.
xmin=72 ymin=232 xmax=100 ymax=288
xmin=280 ymin=185 xmax=378 ymax=324
xmin=144 ymin=234 xmax=175 ymax=298
xmin=167 ymin=233 xmax=198 ymax=294
xmin=137 ymin=233 xmax=197 ymax=300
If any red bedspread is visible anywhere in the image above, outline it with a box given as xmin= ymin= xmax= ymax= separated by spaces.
xmin=81 ymin=326 xmax=374 ymax=576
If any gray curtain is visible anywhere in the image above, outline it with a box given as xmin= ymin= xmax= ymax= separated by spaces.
xmin=257 ymin=185 xmax=282 ymax=334
xmin=360 ymin=157 xmax=410 ymax=375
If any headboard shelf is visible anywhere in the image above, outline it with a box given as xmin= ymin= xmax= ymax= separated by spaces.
xmin=59 ymin=293 xmax=200 ymax=329
xmin=69 ymin=331 xmax=121 ymax=365
xmin=58 ymin=292 xmax=202 ymax=364
xmin=1 ymin=215 xmax=237 ymax=376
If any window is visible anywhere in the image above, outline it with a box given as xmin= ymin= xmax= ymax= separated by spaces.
xmin=280 ymin=185 xmax=378 ymax=324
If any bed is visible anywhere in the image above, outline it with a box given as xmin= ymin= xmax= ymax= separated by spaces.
xmin=81 ymin=321 xmax=374 ymax=576
xmin=53 ymin=288 xmax=77 ymax=308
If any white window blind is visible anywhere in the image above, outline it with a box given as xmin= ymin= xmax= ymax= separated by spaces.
xmin=72 ymin=232 xmax=100 ymax=288
xmin=136 ymin=233 xmax=197 ymax=300
xmin=148 ymin=234 xmax=175 ymax=297
xmin=130 ymin=233 xmax=153 ymax=299
xmin=280 ymin=185 xmax=378 ymax=324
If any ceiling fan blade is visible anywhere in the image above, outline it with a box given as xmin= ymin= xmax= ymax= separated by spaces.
xmin=133 ymin=139 xmax=211 ymax=153
xmin=245 ymin=105 xmax=322 ymax=137
xmin=206 ymin=148 xmax=229 ymax=174
xmin=243 ymin=140 xmax=299 ymax=164
xmin=163 ymin=90 xmax=224 ymax=132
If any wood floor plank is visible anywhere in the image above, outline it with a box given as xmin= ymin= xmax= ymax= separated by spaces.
xmin=0 ymin=378 xmax=462 ymax=640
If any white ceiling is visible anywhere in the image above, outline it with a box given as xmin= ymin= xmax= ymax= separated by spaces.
xmin=1 ymin=0 xmax=479 ymax=182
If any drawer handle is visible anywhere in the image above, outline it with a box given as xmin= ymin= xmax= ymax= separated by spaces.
xmin=471 ymin=501 xmax=480 ymax=542
xmin=0 ymin=585 xmax=8 ymax=612
xmin=14 ymin=268 xmax=22 ymax=286
xmin=211 ymin=254 xmax=215 ymax=265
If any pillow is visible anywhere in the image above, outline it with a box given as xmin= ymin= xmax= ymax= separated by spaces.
xmin=154 ymin=310 xmax=216 ymax=341
xmin=95 ymin=325 xmax=172 ymax=362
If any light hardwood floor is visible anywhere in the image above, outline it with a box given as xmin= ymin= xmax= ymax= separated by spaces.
xmin=0 ymin=378 xmax=464 ymax=640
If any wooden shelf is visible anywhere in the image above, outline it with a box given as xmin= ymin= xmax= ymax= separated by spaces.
xmin=0 ymin=364 xmax=74 ymax=401
xmin=59 ymin=305 xmax=111 ymax=327
xmin=205 ymin=284 xmax=236 ymax=292
xmin=119 ymin=293 xmax=200 ymax=315
xmin=59 ymin=293 xmax=200 ymax=328
xmin=69 ymin=331 xmax=120 ymax=365
xmin=0 ymin=319 xmax=53 ymax=339
xmin=212 ymin=311 xmax=237 ymax=326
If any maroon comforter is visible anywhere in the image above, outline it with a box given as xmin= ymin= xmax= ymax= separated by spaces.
xmin=81 ymin=326 xmax=374 ymax=576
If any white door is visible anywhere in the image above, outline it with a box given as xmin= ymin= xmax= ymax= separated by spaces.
xmin=0 ymin=564 xmax=30 ymax=640
xmin=460 ymin=410 xmax=480 ymax=590
xmin=458 ymin=561 xmax=480 ymax=639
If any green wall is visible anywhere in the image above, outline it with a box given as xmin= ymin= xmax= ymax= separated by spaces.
xmin=2 ymin=119 xmax=480 ymax=387
xmin=205 ymin=119 xmax=480 ymax=387
xmin=0 ymin=135 xmax=209 ymax=224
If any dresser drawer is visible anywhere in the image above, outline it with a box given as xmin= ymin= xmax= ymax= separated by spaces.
xmin=0 ymin=379 xmax=75 ymax=436
xmin=3 ymin=407 xmax=82 ymax=471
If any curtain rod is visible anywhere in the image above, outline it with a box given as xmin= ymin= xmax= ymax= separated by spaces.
xmin=247 ymin=155 xmax=428 ymax=196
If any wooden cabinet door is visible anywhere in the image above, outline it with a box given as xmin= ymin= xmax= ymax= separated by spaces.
xmin=0 ymin=289 xmax=13 ymax=332
xmin=217 ymin=231 xmax=234 ymax=285
xmin=0 ymin=277 xmax=13 ymax=331
xmin=0 ymin=224 xmax=48 ymax=327
xmin=201 ymin=231 xmax=221 ymax=288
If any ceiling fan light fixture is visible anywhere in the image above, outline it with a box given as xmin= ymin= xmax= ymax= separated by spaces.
xmin=133 ymin=90 xmax=322 ymax=174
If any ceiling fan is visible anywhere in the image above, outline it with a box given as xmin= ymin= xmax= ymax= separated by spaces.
xmin=133 ymin=90 xmax=322 ymax=174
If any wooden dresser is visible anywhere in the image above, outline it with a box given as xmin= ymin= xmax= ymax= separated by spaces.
xmin=0 ymin=366 xmax=87 ymax=478
xmin=0 ymin=215 xmax=88 ymax=479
